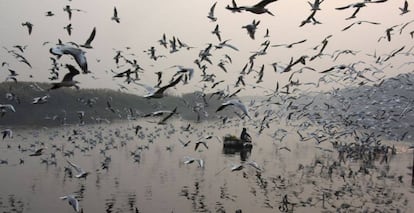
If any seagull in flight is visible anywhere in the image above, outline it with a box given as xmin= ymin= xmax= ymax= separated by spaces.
xmin=226 ymin=0 xmax=242 ymax=13
xmin=239 ymin=0 xmax=278 ymax=15
xmin=212 ymin=24 xmax=222 ymax=42
xmin=66 ymin=159 xmax=89 ymax=178
xmin=50 ymin=44 xmax=88 ymax=73
xmin=1 ymin=129 xmax=13 ymax=139
xmin=399 ymin=0 xmax=410 ymax=15
xmin=183 ymin=156 xmax=204 ymax=168
xmin=60 ymin=194 xmax=80 ymax=212
xmin=112 ymin=7 xmax=120 ymax=23
xmin=21 ymin=22 xmax=33 ymax=35
xmin=216 ymin=99 xmax=251 ymax=119
xmin=207 ymin=2 xmax=218 ymax=21
xmin=341 ymin=20 xmax=380 ymax=31
xmin=143 ymin=74 xmax=183 ymax=99
xmin=49 ymin=64 xmax=80 ymax=90
xmin=242 ymin=20 xmax=260 ymax=39
xmin=0 ymin=104 xmax=15 ymax=117
xmin=80 ymin=27 xmax=96 ymax=49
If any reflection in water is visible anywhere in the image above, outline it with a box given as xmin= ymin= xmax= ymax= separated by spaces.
xmin=0 ymin=120 xmax=412 ymax=212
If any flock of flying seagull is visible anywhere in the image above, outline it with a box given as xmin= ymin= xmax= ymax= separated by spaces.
xmin=1 ymin=0 xmax=414 ymax=212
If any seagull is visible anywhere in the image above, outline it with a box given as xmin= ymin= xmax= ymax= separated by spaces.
xmin=399 ymin=0 xmax=410 ymax=15
xmin=112 ymin=7 xmax=120 ymax=23
xmin=336 ymin=0 xmax=387 ymax=19
xmin=64 ymin=23 xmax=73 ymax=36
xmin=21 ymin=22 xmax=33 ymax=35
xmin=29 ymin=147 xmax=46 ymax=156
xmin=1 ymin=129 xmax=13 ymax=139
xmin=195 ymin=141 xmax=209 ymax=151
xmin=179 ymin=138 xmax=191 ymax=147
xmin=80 ymin=27 xmax=96 ymax=49
xmin=212 ymin=24 xmax=222 ymax=41
xmin=143 ymin=74 xmax=183 ymax=98
xmin=66 ymin=159 xmax=89 ymax=178
xmin=239 ymin=0 xmax=278 ymax=15
xmin=32 ymin=95 xmax=50 ymax=104
xmin=341 ymin=20 xmax=380 ymax=31
xmin=226 ymin=0 xmax=242 ymax=13
xmin=50 ymin=44 xmax=88 ymax=73
xmin=158 ymin=107 xmax=178 ymax=124
xmin=216 ymin=99 xmax=251 ymax=119
xmin=271 ymin=39 xmax=307 ymax=48
xmin=183 ymin=156 xmax=204 ymax=168
xmin=60 ymin=195 xmax=80 ymax=212
xmin=49 ymin=64 xmax=80 ymax=90
xmin=45 ymin=11 xmax=55 ymax=16
xmin=207 ymin=2 xmax=218 ymax=21
xmin=63 ymin=5 xmax=83 ymax=20
xmin=0 ymin=104 xmax=16 ymax=116
xmin=242 ymin=20 xmax=260 ymax=39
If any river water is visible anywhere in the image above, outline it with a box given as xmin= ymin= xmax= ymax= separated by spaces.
xmin=0 ymin=119 xmax=413 ymax=212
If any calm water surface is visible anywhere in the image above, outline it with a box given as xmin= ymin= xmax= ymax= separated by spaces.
xmin=0 ymin=119 xmax=413 ymax=212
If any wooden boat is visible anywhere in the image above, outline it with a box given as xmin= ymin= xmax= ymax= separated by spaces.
xmin=223 ymin=134 xmax=252 ymax=149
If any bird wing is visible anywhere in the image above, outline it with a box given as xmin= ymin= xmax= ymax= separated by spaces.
xmin=62 ymin=64 xmax=80 ymax=82
xmin=209 ymin=2 xmax=217 ymax=16
xmin=66 ymin=160 xmax=83 ymax=174
xmin=254 ymin=0 xmax=277 ymax=8
xmin=83 ymin=27 xmax=96 ymax=47
xmin=155 ymin=74 xmax=183 ymax=95
xmin=114 ymin=7 xmax=118 ymax=17
xmin=216 ymin=102 xmax=230 ymax=112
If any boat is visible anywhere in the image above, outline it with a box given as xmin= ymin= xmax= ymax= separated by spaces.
xmin=223 ymin=134 xmax=252 ymax=149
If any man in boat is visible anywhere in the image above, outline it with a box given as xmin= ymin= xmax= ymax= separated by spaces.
xmin=240 ymin=128 xmax=252 ymax=142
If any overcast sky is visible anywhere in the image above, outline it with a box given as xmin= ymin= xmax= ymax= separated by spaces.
xmin=0 ymin=0 xmax=413 ymax=96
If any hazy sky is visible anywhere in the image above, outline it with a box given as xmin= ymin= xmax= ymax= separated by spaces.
xmin=0 ymin=0 xmax=413 ymax=96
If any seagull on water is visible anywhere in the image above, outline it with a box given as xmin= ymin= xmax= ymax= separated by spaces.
xmin=60 ymin=194 xmax=80 ymax=212
xmin=0 ymin=104 xmax=15 ymax=117
xmin=50 ymin=44 xmax=88 ymax=73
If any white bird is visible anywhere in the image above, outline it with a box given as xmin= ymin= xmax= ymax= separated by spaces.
xmin=32 ymin=95 xmax=50 ymax=104
xmin=216 ymin=99 xmax=251 ymax=119
xmin=0 ymin=104 xmax=16 ymax=115
xmin=183 ymin=156 xmax=204 ymax=168
xmin=66 ymin=159 xmax=89 ymax=178
xmin=60 ymin=195 xmax=80 ymax=212
xmin=50 ymin=44 xmax=88 ymax=73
